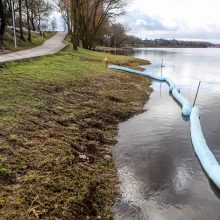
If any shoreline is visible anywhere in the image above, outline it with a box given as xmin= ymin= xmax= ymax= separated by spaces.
xmin=0 ymin=47 xmax=151 ymax=219
xmin=95 ymin=46 xmax=220 ymax=53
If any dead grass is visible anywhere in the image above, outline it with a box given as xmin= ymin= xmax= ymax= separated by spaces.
xmin=0 ymin=47 xmax=151 ymax=219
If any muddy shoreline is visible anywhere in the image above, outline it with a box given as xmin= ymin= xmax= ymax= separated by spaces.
xmin=0 ymin=48 xmax=151 ymax=219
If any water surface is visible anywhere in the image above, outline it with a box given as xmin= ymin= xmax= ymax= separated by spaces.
xmin=113 ymin=48 xmax=220 ymax=220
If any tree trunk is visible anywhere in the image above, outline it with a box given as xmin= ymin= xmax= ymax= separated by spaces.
xmin=0 ymin=0 xmax=5 ymax=46
xmin=18 ymin=0 xmax=25 ymax=41
xmin=66 ymin=13 xmax=71 ymax=34
xmin=82 ymin=34 xmax=94 ymax=50
xmin=70 ymin=0 xmax=79 ymax=51
xmin=37 ymin=7 xmax=42 ymax=35
xmin=25 ymin=0 xmax=32 ymax=42
xmin=31 ymin=18 xmax=35 ymax=31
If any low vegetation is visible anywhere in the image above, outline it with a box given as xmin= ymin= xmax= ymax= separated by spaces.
xmin=0 ymin=47 xmax=151 ymax=219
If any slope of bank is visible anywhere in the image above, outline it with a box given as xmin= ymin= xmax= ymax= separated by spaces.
xmin=0 ymin=32 xmax=67 ymax=63
xmin=0 ymin=27 xmax=55 ymax=54
xmin=0 ymin=47 xmax=151 ymax=219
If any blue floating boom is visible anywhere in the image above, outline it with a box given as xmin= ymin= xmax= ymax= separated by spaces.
xmin=109 ymin=65 xmax=220 ymax=190
xmin=164 ymin=77 xmax=176 ymax=92
xmin=108 ymin=65 xmax=166 ymax=81
xmin=109 ymin=65 xmax=191 ymax=116
xmin=190 ymin=107 xmax=220 ymax=189
xmin=172 ymin=87 xmax=192 ymax=116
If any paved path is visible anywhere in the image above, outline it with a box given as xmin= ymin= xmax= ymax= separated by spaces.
xmin=0 ymin=32 xmax=67 ymax=63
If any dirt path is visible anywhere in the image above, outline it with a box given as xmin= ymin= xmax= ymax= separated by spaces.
xmin=0 ymin=32 xmax=67 ymax=63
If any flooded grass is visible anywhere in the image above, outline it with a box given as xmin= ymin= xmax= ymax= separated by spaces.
xmin=0 ymin=47 xmax=151 ymax=219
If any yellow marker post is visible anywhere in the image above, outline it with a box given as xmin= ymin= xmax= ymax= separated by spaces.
xmin=104 ymin=57 xmax=108 ymax=68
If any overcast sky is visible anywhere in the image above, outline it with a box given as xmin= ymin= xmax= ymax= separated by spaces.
xmin=118 ymin=0 xmax=220 ymax=43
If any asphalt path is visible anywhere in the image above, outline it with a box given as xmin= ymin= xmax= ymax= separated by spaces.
xmin=0 ymin=32 xmax=67 ymax=63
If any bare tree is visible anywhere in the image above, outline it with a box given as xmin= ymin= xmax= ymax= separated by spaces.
xmin=97 ymin=22 xmax=128 ymax=48
xmin=78 ymin=0 xmax=126 ymax=49
xmin=70 ymin=0 xmax=81 ymax=50
xmin=55 ymin=0 xmax=72 ymax=33
xmin=26 ymin=0 xmax=52 ymax=34
xmin=0 ymin=0 xmax=6 ymax=46
xmin=18 ymin=0 xmax=25 ymax=41
xmin=109 ymin=23 xmax=127 ymax=47
xmin=25 ymin=0 xmax=32 ymax=42
xmin=1 ymin=0 xmax=53 ymax=46
xmin=50 ymin=17 xmax=57 ymax=31
xmin=56 ymin=0 xmax=126 ymax=50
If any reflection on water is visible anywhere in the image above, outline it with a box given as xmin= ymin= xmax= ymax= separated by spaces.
xmin=113 ymin=48 xmax=220 ymax=220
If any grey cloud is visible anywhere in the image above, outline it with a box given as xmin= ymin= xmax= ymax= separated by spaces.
xmin=119 ymin=10 xmax=220 ymax=43
xmin=150 ymin=29 xmax=220 ymax=42
xmin=120 ymin=11 xmax=178 ymax=31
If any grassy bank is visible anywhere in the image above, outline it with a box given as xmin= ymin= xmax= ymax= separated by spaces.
xmin=0 ymin=27 xmax=55 ymax=54
xmin=0 ymin=47 xmax=151 ymax=219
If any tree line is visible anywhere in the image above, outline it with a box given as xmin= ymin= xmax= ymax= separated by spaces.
xmin=56 ymin=0 xmax=128 ymax=50
xmin=0 ymin=0 xmax=133 ymax=50
xmin=0 ymin=0 xmax=53 ymax=46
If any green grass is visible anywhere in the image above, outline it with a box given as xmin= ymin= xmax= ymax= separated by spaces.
xmin=1 ymin=28 xmax=55 ymax=52
xmin=0 ymin=47 xmax=149 ymax=127
xmin=0 ymin=167 xmax=11 ymax=177
xmin=0 ymin=47 xmax=151 ymax=219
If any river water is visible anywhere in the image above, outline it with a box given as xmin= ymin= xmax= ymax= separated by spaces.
xmin=113 ymin=48 xmax=220 ymax=220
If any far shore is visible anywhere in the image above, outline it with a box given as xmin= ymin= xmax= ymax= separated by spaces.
xmin=95 ymin=45 xmax=220 ymax=53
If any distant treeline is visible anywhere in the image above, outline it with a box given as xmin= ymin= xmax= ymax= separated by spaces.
xmin=119 ymin=36 xmax=219 ymax=48
xmin=97 ymin=33 xmax=219 ymax=49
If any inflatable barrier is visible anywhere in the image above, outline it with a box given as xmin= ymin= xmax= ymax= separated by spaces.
xmin=109 ymin=65 xmax=191 ymax=116
xmin=164 ymin=77 xmax=176 ymax=92
xmin=172 ymin=87 xmax=192 ymax=116
xmin=108 ymin=65 xmax=166 ymax=81
xmin=109 ymin=65 xmax=220 ymax=189
xmin=190 ymin=107 xmax=220 ymax=189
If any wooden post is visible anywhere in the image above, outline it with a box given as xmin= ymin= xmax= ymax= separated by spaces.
xmin=104 ymin=57 xmax=108 ymax=68
xmin=161 ymin=59 xmax=163 ymax=77
xmin=193 ymin=81 xmax=201 ymax=107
